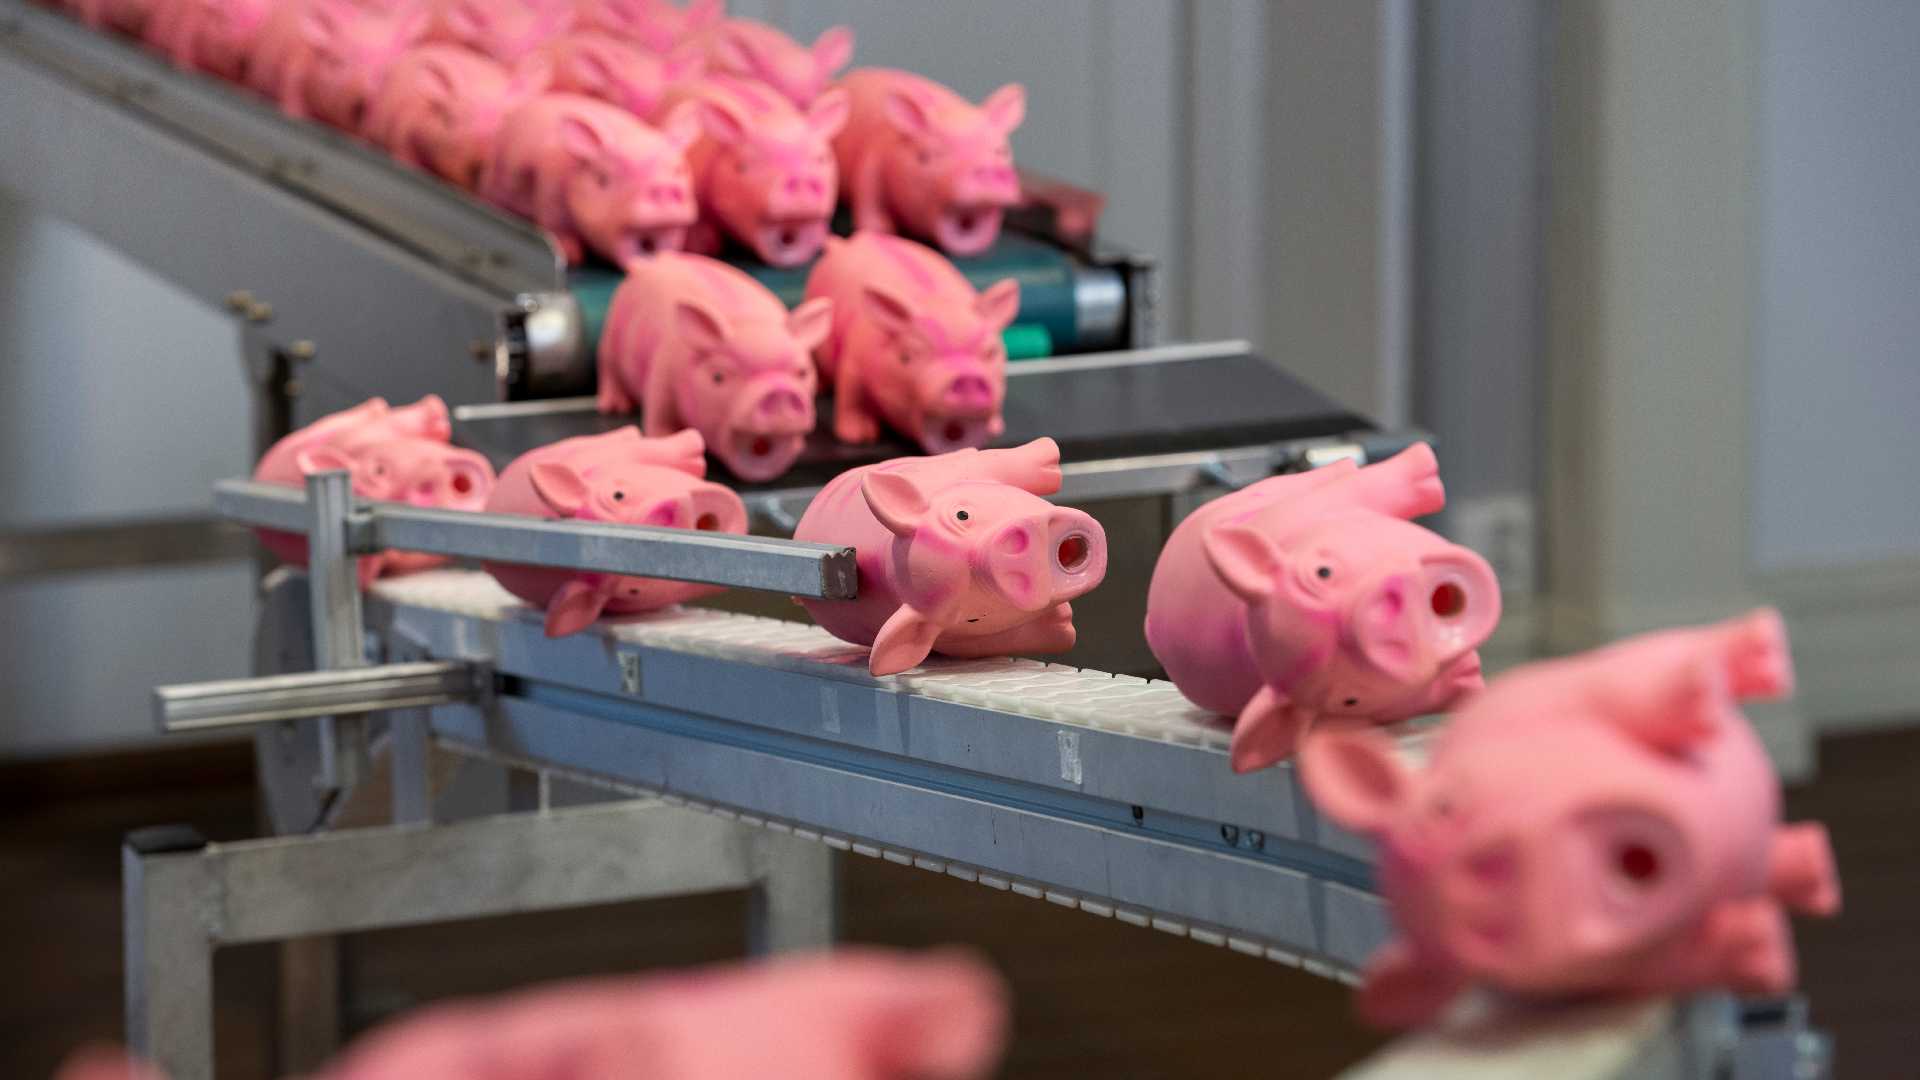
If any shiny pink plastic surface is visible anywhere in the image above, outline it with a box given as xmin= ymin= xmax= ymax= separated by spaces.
xmin=834 ymin=68 xmax=1024 ymax=257
xmin=805 ymin=231 xmax=1019 ymax=453
xmin=1300 ymin=609 xmax=1842 ymax=1028
xmin=794 ymin=438 xmax=1107 ymax=676
xmin=698 ymin=16 xmax=852 ymax=110
xmin=654 ymin=75 xmax=847 ymax=267
xmin=364 ymin=45 xmax=549 ymax=190
xmin=597 ymin=251 xmax=829 ymax=482
xmin=247 ymin=0 xmax=431 ymax=129
xmin=1145 ymin=445 xmax=1501 ymax=772
xmin=482 ymin=426 xmax=746 ymax=637
xmin=479 ymin=92 xmax=699 ymax=265
xmin=423 ymin=0 xmax=571 ymax=63
xmin=144 ymin=0 xmax=274 ymax=81
xmin=532 ymin=31 xmax=701 ymax=117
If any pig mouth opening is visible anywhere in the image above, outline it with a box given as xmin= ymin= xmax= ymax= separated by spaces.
xmin=918 ymin=415 xmax=992 ymax=454
xmin=1431 ymin=581 xmax=1467 ymax=618
xmin=754 ymin=220 xmax=828 ymax=267
xmin=721 ymin=430 xmax=804 ymax=481
xmin=1056 ymin=534 xmax=1091 ymax=572
xmin=935 ymin=206 xmax=1005 ymax=255
xmin=695 ymin=513 xmax=721 ymax=531
xmin=616 ymin=226 xmax=687 ymax=264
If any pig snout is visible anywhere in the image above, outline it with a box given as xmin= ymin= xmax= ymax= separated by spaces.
xmin=940 ymin=373 xmax=995 ymax=416
xmin=1352 ymin=552 xmax=1500 ymax=683
xmin=984 ymin=508 xmax=1106 ymax=611
xmin=768 ymin=171 xmax=834 ymax=217
xmin=734 ymin=379 xmax=815 ymax=436
xmin=948 ymin=161 xmax=1020 ymax=206
xmin=639 ymin=493 xmax=695 ymax=528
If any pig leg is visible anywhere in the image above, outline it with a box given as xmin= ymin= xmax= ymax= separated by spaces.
xmin=638 ymin=357 xmax=682 ymax=435
xmin=1699 ymin=898 xmax=1797 ymax=995
xmin=554 ymin=230 xmax=587 ymax=266
xmin=685 ymin=217 xmax=723 ymax=257
xmin=597 ymin=364 xmax=637 ymax=415
xmin=869 ymin=605 xmax=944 ymax=676
xmin=849 ymin=150 xmax=896 ymax=235
xmin=1405 ymin=651 xmax=1485 ymax=715
xmin=1714 ymin=608 xmax=1794 ymax=701
xmin=938 ymin=603 xmax=1077 ymax=658
xmin=1356 ymin=938 xmax=1464 ymax=1030
xmin=545 ymin=578 xmax=617 ymax=638
xmin=1230 ymin=686 xmax=1311 ymax=772
xmin=831 ymin=352 xmax=882 ymax=444
xmin=633 ymin=428 xmax=709 ymax=477
xmin=969 ymin=438 xmax=1063 ymax=496
xmin=355 ymin=553 xmax=387 ymax=591
xmin=1342 ymin=443 xmax=1445 ymax=521
xmin=1769 ymin=822 xmax=1841 ymax=916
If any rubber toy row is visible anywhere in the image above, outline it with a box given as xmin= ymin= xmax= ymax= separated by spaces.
xmin=57 ymin=0 xmax=1027 ymax=264
xmin=255 ymin=405 xmax=1842 ymax=1024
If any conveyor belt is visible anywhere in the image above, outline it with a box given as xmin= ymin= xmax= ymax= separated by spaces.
xmin=365 ymin=568 xmax=1393 ymax=977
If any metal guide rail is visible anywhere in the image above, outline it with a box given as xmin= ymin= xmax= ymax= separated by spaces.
xmin=355 ymin=568 xmax=1392 ymax=978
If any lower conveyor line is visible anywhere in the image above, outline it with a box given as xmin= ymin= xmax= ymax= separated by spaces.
xmin=365 ymin=569 xmax=1395 ymax=979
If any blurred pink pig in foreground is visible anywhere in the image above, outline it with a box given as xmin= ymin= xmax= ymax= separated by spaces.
xmin=74 ymin=0 xmax=158 ymax=36
xmin=144 ymin=0 xmax=274 ymax=81
xmin=1146 ymin=445 xmax=1500 ymax=772
xmin=533 ymin=31 xmax=701 ymax=116
xmin=252 ymin=396 xmax=493 ymax=587
xmin=248 ymin=0 xmax=430 ymax=129
xmin=1300 ymin=609 xmax=1841 ymax=1029
xmin=700 ymin=17 xmax=853 ymax=110
xmin=480 ymin=93 xmax=699 ymax=265
xmin=598 ymin=252 xmax=830 ymax=481
xmin=424 ymin=0 xmax=571 ymax=63
xmin=654 ymin=76 xmax=847 ymax=266
xmin=483 ymin=427 xmax=745 ymax=637
xmin=796 ymin=438 xmax=1107 ymax=676
xmin=364 ymin=46 xmax=550 ymax=190
xmin=806 ymin=232 xmax=1019 ymax=452
xmin=835 ymin=69 xmax=1024 ymax=257
xmin=572 ymin=0 xmax=721 ymax=54
xmin=58 ymin=949 xmax=1007 ymax=1080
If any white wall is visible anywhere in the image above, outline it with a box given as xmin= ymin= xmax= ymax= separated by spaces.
xmin=1752 ymin=0 xmax=1920 ymax=572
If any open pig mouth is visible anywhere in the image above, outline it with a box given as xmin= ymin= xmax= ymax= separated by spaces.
xmin=919 ymin=415 xmax=993 ymax=454
xmin=754 ymin=219 xmax=828 ymax=267
xmin=721 ymin=429 xmax=804 ymax=481
xmin=617 ymin=225 xmax=688 ymax=264
xmin=935 ymin=205 xmax=1005 ymax=255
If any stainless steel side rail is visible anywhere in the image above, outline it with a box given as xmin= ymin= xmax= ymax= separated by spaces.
xmin=154 ymin=661 xmax=486 ymax=734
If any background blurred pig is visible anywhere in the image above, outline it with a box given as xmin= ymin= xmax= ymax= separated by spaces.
xmin=653 ymin=76 xmax=846 ymax=266
xmin=794 ymin=438 xmax=1107 ymax=676
xmin=424 ymin=0 xmax=571 ymax=63
xmin=1145 ymin=444 xmax=1501 ymax=772
xmin=1300 ymin=609 xmax=1841 ymax=1028
xmin=698 ymin=17 xmax=852 ymax=109
xmin=74 ymin=0 xmax=158 ymax=36
xmin=835 ymin=69 xmax=1024 ymax=257
xmin=573 ymin=0 xmax=721 ymax=54
xmin=365 ymin=46 xmax=551 ymax=190
xmin=480 ymin=93 xmax=699 ymax=265
xmin=144 ymin=0 xmax=274 ymax=81
xmin=597 ymin=252 xmax=829 ymax=481
xmin=533 ymin=32 xmax=701 ymax=117
xmin=248 ymin=0 xmax=430 ymax=128
xmin=805 ymin=231 xmax=1019 ymax=452
xmin=482 ymin=427 xmax=745 ymax=637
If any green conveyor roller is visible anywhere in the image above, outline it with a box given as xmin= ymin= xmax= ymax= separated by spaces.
xmin=567 ymin=230 xmax=1089 ymax=365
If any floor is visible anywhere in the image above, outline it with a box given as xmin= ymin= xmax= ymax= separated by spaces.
xmin=0 ymin=726 xmax=1907 ymax=1079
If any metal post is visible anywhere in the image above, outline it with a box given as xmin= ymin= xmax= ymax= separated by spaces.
xmin=745 ymin=831 xmax=838 ymax=955
xmin=305 ymin=469 xmax=366 ymax=792
xmin=123 ymin=827 xmax=216 ymax=1080
xmin=389 ymin=710 xmax=434 ymax=826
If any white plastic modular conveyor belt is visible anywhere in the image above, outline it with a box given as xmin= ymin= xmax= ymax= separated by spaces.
xmin=365 ymin=569 xmax=1397 ymax=979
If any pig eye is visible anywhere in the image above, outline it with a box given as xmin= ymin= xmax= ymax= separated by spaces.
xmin=1343 ymin=697 xmax=1359 ymax=708
xmin=710 ymin=370 xmax=726 ymax=385
xmin=1316 ymin=566 xmax=1333 ymax=579
xmin=611 ymin=490 xmax=626 ymax=502
xmin=897 ymin=351 xmax=911 ymax=366
xmin=954 ymin=509 xmax=970 ymax=522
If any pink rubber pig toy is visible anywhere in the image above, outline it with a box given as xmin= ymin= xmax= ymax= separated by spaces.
xmin=480 ymin=93 xmax=700 ymax=265
xmin=424 ymin=0 xmax=571 ymax=63
xmin=1300 ymin=609 xmax=1842 ymax=1029
xmin=572 ymin=0 xmax=721 ymax=54
xmin=532 ymin=31 xmax=702 ymax=117
xmin=653 ymin=75 xmax=848 ymax=267
xmin=364 ymin=46 xmax=551 ymax=190
xmin=1145 ymin=444 xmax=1501 ymax=773
xmin=74 ymin=0 xmax=157 ymax=36
xmin=698 ymin=17 xmax=853 ymax=110
xmin=144 ymin=0 xmax=274 ymax=81
xmin=597 ymin=251 xmax=831 ymax=482
xmin=57 ymin=949 xmax=1007 ymax=1080
xmin=805 ymin=231 xmax=1020 ymax=452
xmin=483 ymin=427 xmax=746 ymax=637
xmin=795 ymin=438 xmax=1107 ymax=676
xmin=835 ymin=69 xmax=1024 ymax=257
xmin=252 ymin=396 xmax=493 ymax=588
xmin=248 ymin=0 xmax=431 ymax=128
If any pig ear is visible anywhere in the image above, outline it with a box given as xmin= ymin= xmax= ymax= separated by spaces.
xmin=806 ymin=88 xmax=850 ymax=139
xmin=710 ymin=25 xmax=765 ymax=80
xmin=557 ymin=114 xmax=605 ymax=163
xmin=881 ymin=89 xmax=935 ymax=141
xmin=861 ymin=284 xmax=917 ymax=341
xmin=673 ymin=300 xmax=731 ymax=352
xmin=862 ymin=471 xmax=929 ymax=537
xmin=786 ymin=297 xmax=834 ymax=353
xmin=812 ymin=25 xmax=854 ymax=76
xmin=444 ymin=0 xmax=489 ymax=41
xmin=687 ymin=0 xmax=724 ymax=30
xmin=663 ymin=41 xmax=705 ymax=84
xmin=981 ymin=83 xmax=1026 ymax=134
xmin=529 ymin=462 xmax=590 ymax=515
xmin=974 ymin=278 xmax=1021 ymax=332
xmin=299 ymin=0 xmax=344 ymax=48
xmin=1298 ymin=730 xmax=1410 ymax=835
xmin=511 ymin=53 xmax=554 ymax=95
xmin=295 ymin=446 xmax=357 ymax=477
xmin=414 ymin=55 xmax=458 ymax=101
xmin=395 ymin=4 xmax=434 ymax=44
xmin=693 ymin=97 xmax=749 ymax=147
xmin=1203 ymin=523 xmax=1282 ymax=602
xmin=657 ymin=100 xmax=704 ymax=152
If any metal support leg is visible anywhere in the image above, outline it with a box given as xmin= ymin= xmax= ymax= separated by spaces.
xmin=124 ymin=827 xmax=217 ymax=1080
xmin=306 ymin=469 xmax=367 ymax=794
xmin=390 ymin=711 xmax=433 ymax=825
xmin=746 ymin=830 xmax=839 ymax=955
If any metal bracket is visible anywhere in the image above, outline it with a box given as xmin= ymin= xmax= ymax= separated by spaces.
xmin=154 ymin=660 xmax=488 ymax=734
